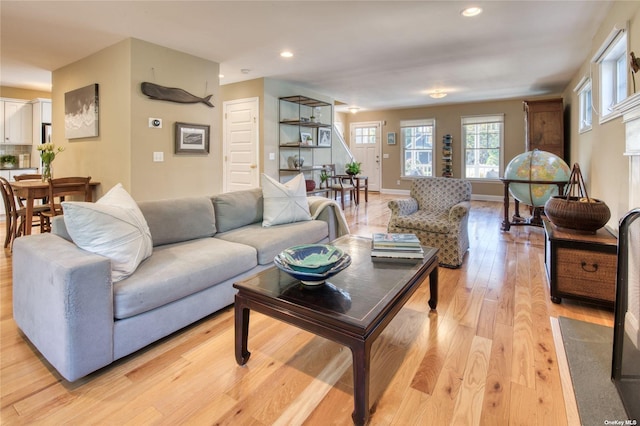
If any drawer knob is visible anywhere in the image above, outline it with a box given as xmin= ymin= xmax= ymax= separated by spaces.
xmin=581 ymin=261 xmax=598 ymax=273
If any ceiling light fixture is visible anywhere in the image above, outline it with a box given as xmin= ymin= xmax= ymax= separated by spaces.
xmin=429 ymin=91 xmax=447 ymax=99
xmin=280 ymin=51 xmax=294 ymax=58
xmin=461 ymin=6 xmax=482 ymax=17
xmin=349 ymin=107 xmax=360 ymax=114
xmin=240 ymin=68 xmax=250 ymax=74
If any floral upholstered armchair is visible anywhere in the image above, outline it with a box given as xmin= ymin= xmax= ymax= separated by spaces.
xmin=387 ymin=177 xmax=472 ymax=268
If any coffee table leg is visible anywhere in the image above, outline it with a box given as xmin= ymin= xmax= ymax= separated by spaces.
xmin=428 ymin=266 xmax=438 ymax=310
xmin=234 ymin=296 xmax=251 ymax=365
xmin=350 ymin=340 xmax=371 ymax=425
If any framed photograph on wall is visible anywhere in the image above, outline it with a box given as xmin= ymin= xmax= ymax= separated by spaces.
xmin=65 ymin=83 xmax=99 ymax=139
xmin=175 ymin=122 xmax=210 ymax=154
xmin=318 ymin=127 xmax=331 ymax=146
xmin=387 ymin=132 xmax=396 ymax=145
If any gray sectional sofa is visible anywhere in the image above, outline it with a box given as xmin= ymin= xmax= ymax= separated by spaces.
xmin=12 ymin=188 xmax=346 ymax=382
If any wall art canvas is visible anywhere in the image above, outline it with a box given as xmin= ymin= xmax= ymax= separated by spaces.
xmin=65 ymin=84 xmax=99 ymax=139
xmin=175 ymin=122 xmax=210 ymax=154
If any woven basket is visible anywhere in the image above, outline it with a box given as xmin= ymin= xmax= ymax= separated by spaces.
xmin=543 ymin=163 xmax=611 ymax=232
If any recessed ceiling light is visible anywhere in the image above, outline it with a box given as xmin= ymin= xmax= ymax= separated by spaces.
xmin=349 ymin=107 xmax=360 ymax=114
xmin=429 ymin=91 xmax=448 ymax=99
xmin=280 ymin=51 xmax=294 ymax=58
xmin=461 ymin=6 xmax=482 ymax=17
xmin=241 ymin=68 xmax=250 ymax=74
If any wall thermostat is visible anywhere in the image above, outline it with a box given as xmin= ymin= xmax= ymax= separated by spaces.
xmin=149 ymin=118 xmax=162 ymax=128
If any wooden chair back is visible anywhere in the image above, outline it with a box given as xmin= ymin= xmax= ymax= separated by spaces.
xmin=13 ymin=174 xmax=42 ymax=181
xmin=0 ymin=176 xmax=22 ymax=249
xmin=46 ymin=176 xmax=92 ymax=217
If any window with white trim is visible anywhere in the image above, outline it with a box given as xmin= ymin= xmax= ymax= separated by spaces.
xmin=574 ymin=77 xmax=592 ymax=133
xmin=593 ymin=25 xmax=627 ymax=122
xmin=462 ymin=114 xmax=503 ymax=180
xmin=400 ymin=119 xmax=434 ymax=177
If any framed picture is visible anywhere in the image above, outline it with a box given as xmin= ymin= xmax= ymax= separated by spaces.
xmin=300 ymin=131 xmax=313 ymax=146
xmin=65 ymin=84 xmax=99 ymax=139
xmin=318 ymin=127 xmax=331 ymax=146
xmin=174 ymin=122 xmax=210 ymax=154
xmin=387 ymin=132 xmax=396 ymax=145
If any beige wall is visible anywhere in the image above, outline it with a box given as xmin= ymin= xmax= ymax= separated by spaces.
xmin=0 ymin=86 xmax=51 ymax=100
xmin=341 ymin=98 xmax=533 ymax=197
xmin=562 ymin=0 xmax=640 ymax=228
xmin=52 ymin=38 xmax=220 ymax=200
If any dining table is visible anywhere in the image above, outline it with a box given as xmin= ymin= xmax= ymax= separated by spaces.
xmin=10 ymin=179 xmax=100 ymax=235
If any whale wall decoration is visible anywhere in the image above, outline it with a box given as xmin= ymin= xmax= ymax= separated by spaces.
xmin=141 ymin=82 xmax=214 ymax=108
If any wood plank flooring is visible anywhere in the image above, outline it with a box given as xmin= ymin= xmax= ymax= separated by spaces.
xmin=0 ymin=193 xmax=614 ymax=425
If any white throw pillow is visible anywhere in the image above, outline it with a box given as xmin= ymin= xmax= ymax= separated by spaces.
xmin=62 ymin=183 xmax=153 ymax=282
xmin=261 ymin=173 xmax=311 ymax=227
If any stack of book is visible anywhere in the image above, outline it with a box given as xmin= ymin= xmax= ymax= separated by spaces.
xmin=371 ymin=233 xmax=424 ymax=261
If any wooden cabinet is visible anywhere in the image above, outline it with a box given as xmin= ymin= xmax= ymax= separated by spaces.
xmin=543 ymin=219 xmax=617 ymax=306
xmin=279 ymin=95 xmax=332 ymax=187
xmin=1 ymin=99 xmax=33 ymax=145
xmin=524 ymin=99 xmax=564 ymax=160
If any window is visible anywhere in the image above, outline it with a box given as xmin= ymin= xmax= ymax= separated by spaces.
xmin=574 ymin=77 xmax=592 ymax=133
xmin=593 ymin=25 xmax=628 ymax=122
xmin=353 ymin=126 xmax=377 ymax=145
xmin=400 ymin=119 xmax=434 ymax=177
xmin=462 ymin=114 xmax=503 ymax=180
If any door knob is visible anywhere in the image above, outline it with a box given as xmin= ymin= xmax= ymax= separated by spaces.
xmin=250 ymin=164 xmax=257 ymax=169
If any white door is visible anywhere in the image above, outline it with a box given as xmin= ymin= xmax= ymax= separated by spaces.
xmin=350 ymin=121 xmax=381 ymax=191
xmin=223 ymin=97 xmax=259 ymax=192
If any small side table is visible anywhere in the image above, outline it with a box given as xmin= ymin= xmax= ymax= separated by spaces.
xmin=543 ymin=219 xmax=617 ymax=307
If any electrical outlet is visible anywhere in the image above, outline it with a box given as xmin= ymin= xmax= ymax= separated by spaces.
xmin=149 ymin=118 xmax=162 ymax=128
xmin=397 ymin=180 xmax=401 ymax=185
xmin=269 ymin=152 xmax=276 ymax=160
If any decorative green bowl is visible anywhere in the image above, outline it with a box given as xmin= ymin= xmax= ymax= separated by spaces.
xmin=278 ymin=244 xmax=345 ymax=274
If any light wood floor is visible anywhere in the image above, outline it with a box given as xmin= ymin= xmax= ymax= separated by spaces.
xmin=0 ymin=193 xmax=613 ymax=425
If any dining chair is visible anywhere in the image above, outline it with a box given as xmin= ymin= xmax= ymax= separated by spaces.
xmin=0 ymin=176 xmax=30 ymax=250
xmin=323 ymin=164 xmax=356 ymax=210
xmin=41 ymin=176 xmax=92 ymax=232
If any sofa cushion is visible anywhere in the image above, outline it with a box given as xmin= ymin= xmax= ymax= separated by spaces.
xmin=113 ymin=238 xmax=257 ymax=319
xmin=211 ymin=188 xmax=263 ymax=233
xmin=215 ymin=220 xmax=328 ymax=265
xmin=61 ymin=183 xmax=153 ymax=282
xmin=138 ymin=197 xmax=216 ymax=246
xmin=261 ymin=173 xmax=311 ymax=227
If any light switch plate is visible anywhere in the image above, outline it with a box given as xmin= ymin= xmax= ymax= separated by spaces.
xmin=153 ymin=152 xmax=164 ymax=162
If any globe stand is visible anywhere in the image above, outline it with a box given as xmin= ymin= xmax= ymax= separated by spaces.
xmin=500 ymin=179 xmax=568 ymax=231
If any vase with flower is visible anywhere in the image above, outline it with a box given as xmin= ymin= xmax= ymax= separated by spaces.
xmin=37 ymin=143 xmax=64 ymax=182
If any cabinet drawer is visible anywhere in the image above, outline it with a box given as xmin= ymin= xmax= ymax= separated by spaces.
xmin=556 ymin=248 xmax=616 ymax=302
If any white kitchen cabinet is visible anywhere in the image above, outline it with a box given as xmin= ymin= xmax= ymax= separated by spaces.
xmin=2 ymin=99 xmax=33 ymax=145
xmin=31 ymin=98 xmax=52 ymax=145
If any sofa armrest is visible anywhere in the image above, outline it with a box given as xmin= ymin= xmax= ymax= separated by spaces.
xmin=388 ymin=198 xmax=419 ymax=217
xmin=13 ymin=234 xmax=114 ymax=382
xmin=449 ymin=201 xmax=471 ymax=223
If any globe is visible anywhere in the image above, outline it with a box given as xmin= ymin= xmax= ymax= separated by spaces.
xmin=504 ymin=150 xmax=570 ymax=207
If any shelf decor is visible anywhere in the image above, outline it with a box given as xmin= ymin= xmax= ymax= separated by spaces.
xmin=442 ymin=134 xmax=453 ymax=177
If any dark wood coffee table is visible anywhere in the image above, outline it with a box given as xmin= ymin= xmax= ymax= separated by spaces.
xmin=233 ymin=235 xmax=439 ymax=425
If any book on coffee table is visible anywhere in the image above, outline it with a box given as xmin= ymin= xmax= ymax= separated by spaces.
xmin=371 ymin=233 xmax=423 ymax=261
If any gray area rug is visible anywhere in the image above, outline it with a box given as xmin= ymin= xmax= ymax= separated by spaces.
xmin=558 ymin=316 xmax=628 ymax=426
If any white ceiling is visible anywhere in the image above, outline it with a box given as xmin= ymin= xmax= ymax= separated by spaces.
xmin=1 ymin=1 xmax=612 ymax=111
